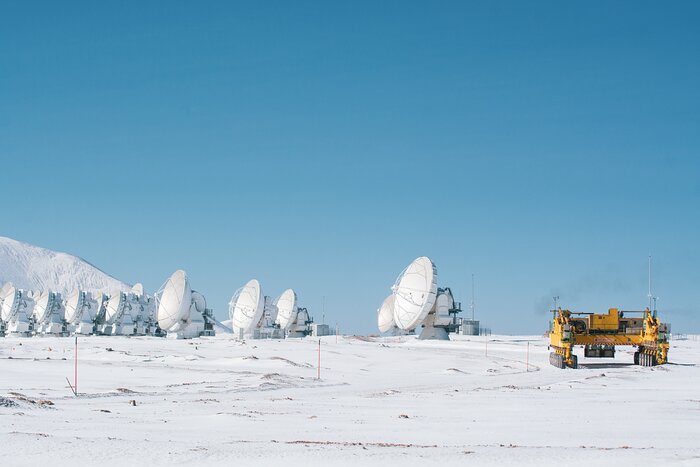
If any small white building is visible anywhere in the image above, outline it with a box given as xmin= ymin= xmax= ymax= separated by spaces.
xmin=460 ymin=319 xmax=480 ymax=336
xmin=311 ymin=323 xmax=332 ymax=337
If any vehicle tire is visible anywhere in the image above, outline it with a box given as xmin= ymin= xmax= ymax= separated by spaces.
xmin=570 ymin=355 xmax=578 ymax=369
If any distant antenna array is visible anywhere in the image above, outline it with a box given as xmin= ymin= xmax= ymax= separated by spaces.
xmin=376 ymin=256 xmax=462 ymax=340
xmin=228 ymin=281 xmax=313 ymax=339
xmin=0 ymin=269 xmax=217 ymax=339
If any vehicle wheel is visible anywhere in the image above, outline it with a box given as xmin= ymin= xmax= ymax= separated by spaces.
xmin=634 ymin=351 xmax=639 ymax=365
xmin=570 ymin=355 xmax=578 ymax=369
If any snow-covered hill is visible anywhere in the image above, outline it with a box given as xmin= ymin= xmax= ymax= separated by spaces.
xmin=0 ymin=236 xmax=130 ymax=295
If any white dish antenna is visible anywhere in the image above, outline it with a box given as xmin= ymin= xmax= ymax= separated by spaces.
xmin=155 ymin=269 xmax=217 ymax=338
xmin=1 ymin=284 xmax=17 ymax=322
xmin=105 ymin=291 xmax=128 ymax=324
xmin=33 ymin=291 xmax=65 ymax=334
xmin=132 ymin=283 xmax=145 ymax=297
xmin=1 ymin=285 xmax=35 ymax=323
xmin=274 ymin=288 xmax=297 ymax=330
xmin=156 ymin=270 xmax=192 ymax=331
xmin=0 ymin=283 xmax=13 ymax=317
xmin=93 ymin=291 xmax=109 ymax=323
xmin=392 ymin=256 xmax=438 ymax=331
xmin=229 ymin=279 xmax=264 ymax=333
xmin=377 ymin=294 xmax=396 ymax=333
xmin=64 ymin=289 xmax=82 ymax=324
xmin=33 ymin=291 xmax=54 ymax=324
xmin=0 ymin=282 xmax=12 ymax=302
xmin=65 ymin=289 xmax=96 ymax=324
xmin=192 ymin=291 xmax=207 ymax=314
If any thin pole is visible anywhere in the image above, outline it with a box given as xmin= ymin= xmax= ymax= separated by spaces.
xmin=74 ymin=335 xmax=78 ymax=396
xmin=335 ymin=323 xmax=338 ymax=344
xmin=470 ymin=274 xmax=475 ymax=321
xmin=526 ymin=341 xmax=529 ymax=372
xmin=648 ymin=255 xmax=652 ymax=310
xmin=317 ymin=339 xmax=321 ymax=380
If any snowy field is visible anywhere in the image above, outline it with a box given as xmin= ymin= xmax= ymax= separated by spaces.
xmin=1 ymin=334 xmax=699 ymax=466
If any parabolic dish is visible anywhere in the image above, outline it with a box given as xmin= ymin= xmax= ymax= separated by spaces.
xmin=0 ymin=285 xmax=17 ymax=322
xmin=105 ymin=291 xmax=125 ymax=324
xmin=64 ymin=289 xmax=82 ymax=323
xmin=0 ymin=282 xmax=12 ymax=302
xmin=392 ymin=256 xmax=438 ymax=331
xmin=377 ymin=294 xmax=396 ymax=333
xmin=33 ymin=292 xmax=51 ymax=323
xmin=192 ymin=291 xmax=206 ymax=314
xmin=93 ymin=292 xmax=108 ymax=322
xmin=275 ymin=288 xmax=297 ymax=330
xmin=230 ymin=279 xmax=264 ymax=332
xmin=157 ymin=270 xmax=192 ymax=331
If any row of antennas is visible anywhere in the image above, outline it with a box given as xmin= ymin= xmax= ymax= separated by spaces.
xmin=0 ymin=270 xmax=317 ymax=340
xmin=0 ymin=281 xmax=160 ymax=337
xmin=228 ymin=279 xmax=313 ymax=339
xmin=0 ymin=270 xmax=219 ymax=339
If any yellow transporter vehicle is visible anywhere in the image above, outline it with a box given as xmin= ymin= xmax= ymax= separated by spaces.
xmin=549 ymin=307 xmax=669 ymax=369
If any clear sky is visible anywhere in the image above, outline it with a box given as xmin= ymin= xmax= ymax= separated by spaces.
xmin=1 ymin=2 xmax=698 ymax=334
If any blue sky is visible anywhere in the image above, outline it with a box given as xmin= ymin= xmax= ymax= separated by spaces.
xmin=1 ymin=2 xmax=698 ymax=334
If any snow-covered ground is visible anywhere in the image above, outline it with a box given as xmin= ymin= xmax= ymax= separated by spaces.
xmin=1 ymin=334 xmax=699 ymax=466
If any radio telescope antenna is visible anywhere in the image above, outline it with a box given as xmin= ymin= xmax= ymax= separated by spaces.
xmin=377 ymin=294 xmax=396 ymax=333
xmin=65 ymin=289 xmax=100 ymax=335
xmin=275 ymin=289 xmax=297 ymax=331
xmin=0 ymin=284 xmax=19 ymax=324
xmin=155 ymin=270 xmax=218 ymax=338
xmin=0 ymin=283 xmax=12 ymax=303
xmin=33 ymin=291 xmax=65 ymax=335
xmin=229 ymin=279 xmax=264 ymax=339
xmin=391 ymin=256 xmax=438 ymax=331
xmin=156 ymin=270 xmax=192 ymax=332
xmin=1 ymin=285 xmax=35 ymax=336
xmin=0 ymin=283 xmax=13 ymax=317
xmin=379 ymin=256 xmax=461 ymax=340
xmin=132 ymin=284 xmax=144 ymax=297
